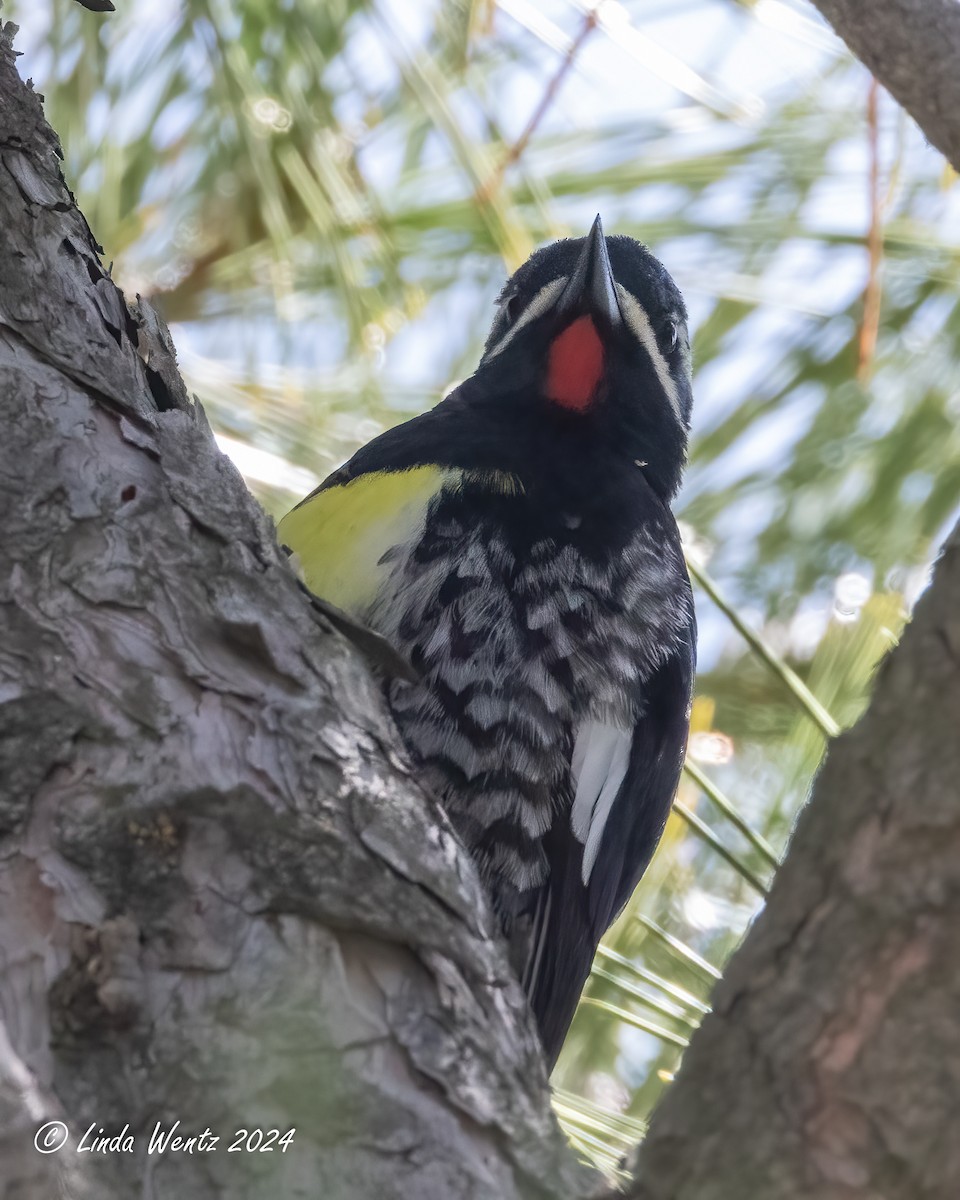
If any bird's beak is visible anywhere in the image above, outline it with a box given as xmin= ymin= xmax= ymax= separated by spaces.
xmin=556 ymin=215 xmax=623 ymax=329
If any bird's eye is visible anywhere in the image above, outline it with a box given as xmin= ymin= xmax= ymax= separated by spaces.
xmin=504 ymin=292 xmax=524 ymax=324
xmin=663 ymin=319 xmax=680 ymax=354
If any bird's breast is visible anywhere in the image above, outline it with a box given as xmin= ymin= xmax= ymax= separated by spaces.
xmin=363 ymin=477 xmax=691 ymax=893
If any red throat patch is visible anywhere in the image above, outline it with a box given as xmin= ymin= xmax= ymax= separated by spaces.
xmin=545 ymin=316 xmax=605 ymax=412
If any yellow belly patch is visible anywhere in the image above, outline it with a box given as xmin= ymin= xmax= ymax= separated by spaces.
xmin=277 ymin=465 xmax=453 ymax=618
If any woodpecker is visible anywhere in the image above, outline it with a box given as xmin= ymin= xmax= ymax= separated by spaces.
xmin=279 ymin=217 xmax=696 ymax=1067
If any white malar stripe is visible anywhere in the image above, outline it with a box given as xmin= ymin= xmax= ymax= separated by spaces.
xmin=614 ymin=284 xmax=682 ymax=426
xmin=570 ymin=719 xmax=633 ymax=884
xmin=482 ymin=276 xmax=569 ymax=363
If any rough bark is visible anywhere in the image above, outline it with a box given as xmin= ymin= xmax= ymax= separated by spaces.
xmin=807 ymin=0 xmax=960 ymax=172
xmin=0 ymin=19 xmax=588 ymax=1200
xmin=624 ymin=527 xmax=960 ymax=1199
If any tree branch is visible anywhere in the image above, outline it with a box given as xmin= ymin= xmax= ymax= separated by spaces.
xmin=808 ymin=0 xmax=960 ymax=171
xmin=624 ymin=527 xmax=960 ymax=1197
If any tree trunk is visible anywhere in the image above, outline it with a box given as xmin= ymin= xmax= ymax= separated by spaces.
xmin=624 ymin=524 xmax=960 ymax=1199
xmin=0 ymin=18 xmax=587 ymax=1200
xmin=807 ymin=0 xmax=960 ymax=173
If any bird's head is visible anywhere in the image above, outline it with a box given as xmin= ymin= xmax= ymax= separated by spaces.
xmin=475 ymin=216 xmax=692 ymax=498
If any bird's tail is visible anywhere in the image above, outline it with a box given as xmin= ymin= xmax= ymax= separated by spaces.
xmin=516 ymin=845 xmax=596 ymax=1071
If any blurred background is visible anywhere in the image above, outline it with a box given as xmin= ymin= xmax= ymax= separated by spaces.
xmin=14 ymin=0 xmax=960 ymax=1174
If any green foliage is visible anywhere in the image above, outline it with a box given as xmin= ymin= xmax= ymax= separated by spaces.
xmin=16 ymin=0 xmax=959 ymax=1175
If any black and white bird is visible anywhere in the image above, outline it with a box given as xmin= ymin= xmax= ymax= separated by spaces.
xmin=279 ymin=217 xmax=696 ymax=1066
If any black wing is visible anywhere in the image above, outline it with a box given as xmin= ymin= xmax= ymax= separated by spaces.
xmin=523 ymin=612 xmax=696 ymax=1068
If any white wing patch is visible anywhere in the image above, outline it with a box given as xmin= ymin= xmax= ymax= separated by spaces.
xmin=570 ymin=720 xmax=633 ymax=884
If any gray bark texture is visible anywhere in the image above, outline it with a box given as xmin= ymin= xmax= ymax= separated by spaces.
xmin=624 ymin=528 xmax=960 ymax=1200
xmin=808 ymin=0 xmax=960 ymax=172
xmin=0 ymin=18 xmax=588 ymax=1200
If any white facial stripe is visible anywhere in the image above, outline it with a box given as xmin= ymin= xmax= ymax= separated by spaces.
xmin=483 ymin=276 xmax=569 ymax=362
xmin=615 ymin=283 xmax=682 ymax=424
